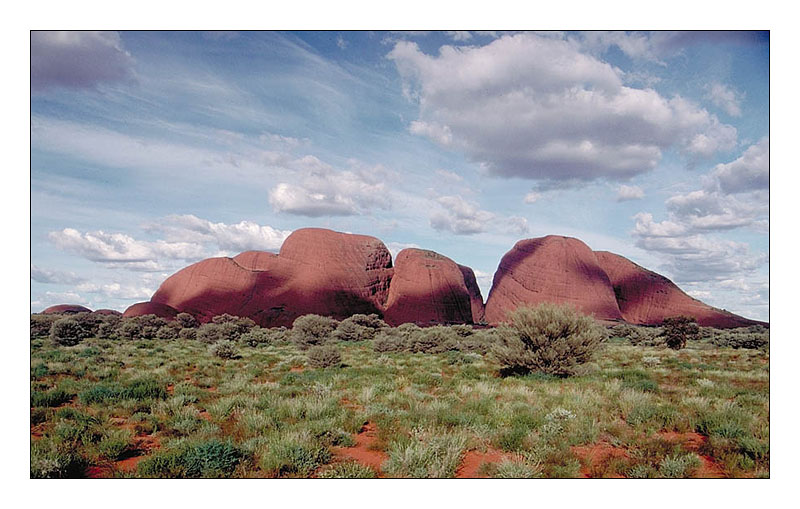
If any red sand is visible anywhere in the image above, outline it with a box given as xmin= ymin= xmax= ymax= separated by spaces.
xmin=571 ymin=442 xmax=630 ymax=478
xmin=455 ymin=448 xmax=511 ymax=478
xmin=330 ymin=422 xmax=387 ymax=476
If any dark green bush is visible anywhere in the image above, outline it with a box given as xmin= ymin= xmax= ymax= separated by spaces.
xmin=176 ymin=312 xmax=199 ymax=328
xmin=260 ymin=441 xmax=332 ymax=477
xmin=493 ymin=303 xmax=607 ymax=376
xmin=178 ymin=327 xmax=197 ymax=341
xmin=307 ymin=344 xmax=342 ymax=368
xmin=118 ymin=319 xmax=143 ymax=340
xmin=30 ymin=439 xmax=88 ymax=478
xmin=30 ymin=314 xmax=60 ymax=339
xmin=196 ymin=323 xmax=230 ymax=344
xmin=291 ymin=314 xmax=337 ymax=350
xmin=49 ymin=318 xmax=89 ymax=346
xmin=662 ymin=316 xmax=699 ymax=350
xmin=709 ymin=326 xmax=769 ymax=350
xmin=333 ymin=319 xmax=373 ymax=342
xmin=457 ymin=328 xmax=497 ymax=354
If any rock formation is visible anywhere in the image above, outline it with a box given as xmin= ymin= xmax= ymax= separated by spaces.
xmin=42 ymin=304 xmax=92 ymax=314
xmin=384 ymin=249 xmax=482 ymax=326
xmin=594 ymin=251 xmax=762 ymax=328
xmin=122 ymin=228 xmax=763 ymax=329
xmin=485 ymin=236 xmax=623 ymax=325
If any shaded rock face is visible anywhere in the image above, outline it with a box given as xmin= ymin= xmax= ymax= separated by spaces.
xmin=594 ymin=251 xmax=763 ymax=328
xmin=485 ymin=236 xmax=623 ymax=325
xmin=122 ymin=301 xmax=178 ymax=320
xmin=42 ymin=304 xmax=92 ymax=314
xmin=384 ymin=249 xmax=481 ymax=326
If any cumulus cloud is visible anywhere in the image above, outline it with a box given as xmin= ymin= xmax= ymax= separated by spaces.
xmin=76 ymin=282 xmax=154 ymax=300
xmin=49 ymin=228 xmax=205 ymax=270
xmin=389 ymin=33 xmax=737 ymax=187
xmin=430 ymin=195 xmax=496 ymax=234
xmin=30 ymin=264 xmax=85 ymax=285
xmin=616 ymin=184 xmax=645 ymax=201
xmin=31 ymin=31 xmax=135 ymax=91
xmin=145 ymin=215 xmax=292 ymax=253
xmin=630 ymin=139 xmax=769 ymax=296
xmin=429 ymin=195 xmax=529 ymax=236
xmin=706 ymin=82 xmax=744 ymax=117
xmin=269 ymin=158 xmax=391 ymax=217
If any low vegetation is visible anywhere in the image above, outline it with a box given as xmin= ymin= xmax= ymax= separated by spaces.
xmin=30 ymin=307 xmax=769 ymax=478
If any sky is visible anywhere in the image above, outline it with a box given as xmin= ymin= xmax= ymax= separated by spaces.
xmin=30 ymin=30 xmax=769 ymax=321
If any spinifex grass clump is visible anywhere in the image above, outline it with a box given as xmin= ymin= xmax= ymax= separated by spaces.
xmin=493 ymin=303 xmax=606 ymax=376
xmin=137 ymin=438 xmax=244 ymax=478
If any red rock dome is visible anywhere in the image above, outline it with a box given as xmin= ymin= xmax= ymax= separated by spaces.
xmin=122 ymin=301 xmax=179 ymax=320
xmin=484 ymin=236 xmax=623 ymax=325
xmin=384 ymin=249 xmax=483 ymax=326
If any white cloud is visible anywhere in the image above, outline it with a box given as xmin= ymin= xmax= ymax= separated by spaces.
xmin=616 ymin=184 xmax=645 ymax=201
xmin=30 ymin=264 xmax=85 ymax=285
xmin=76 ymin=282 xmax=154 ymax=300
xmin=523 ymin=192 xmax=541 ymax=204
xmin=49 ymin=228 xmax=205 ymax=269
xmin=336 ymin=35 xmax=348 ymax=49
xmin=706 ymin=82 xmax=744 ymax=117
xmin=145 ymin=215 xmax=292 ymax=253
xmin=269 ymin=160 xmax=392 ymax=217
xmin=31 ymin=31 xmax=135 ymax=91
xmin=708 ymin=137 xmax=769 ymax=194
xmin=389 ymin=33 xmax=737 ymax=187
xmin=430 ymin=195 xmax=496 ymax=235
xmin=385 ymin=242 xmax=421 ymax=259
xmin=445 ymin=31 xmax=473 ymax=42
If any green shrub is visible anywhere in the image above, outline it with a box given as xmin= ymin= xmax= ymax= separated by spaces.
xmin=333 ymin=319 xmax=372 ymax=342
xmin=307 ymin=345 xmax=342 ymax=368
xmin=156 ymin=325 xmax=179 ymax=340
xmin=211 ymin=314 xmax=256 ymax=338
xmin=662 ymin=316 xmax=699 ymax=350
xmin=50 ymin=318 xmax=89 ymax=346
xmin=373 ymin=329 xmax=407 ymax=353
xmin=291 ymin=314 xmax=337 ymax=350
xmin=79 ymin=379 xmax=166 ymax=404
xmin=709 ymin=326 xmax=769 ymax=350
xmin=31 ymin=388 xmax=74 ymax=407
xmin=138 ymin=439 xmax=244 ymax=478
xmin=317 ymin=461 xmax=377 ymax=478
xmin=178 ymin=328 xmax=197 ymax=341
xmin=97 ymin=321 xmax=119 ymax=339
xmin=30 ymin=314 xmax=60 ymax=339
xmin=611 ymin=324 xmax=663 ymax=346
xmin=658 ymin=454 xmax=701 ymax=478
xmin=383 ymin=434 xmax=466 ymax=478
xmin=137 ymin=315 xmax=169 ymax=339
xmin=196 ymin=323 xmax=230 ymax=344
xmin=176 ymin=312 xmax=198 ymax=329
xmin=241 ymin=327 xmax=273 ymax=347
xmin=260 ymin=440 xmax=332 ymax=477
xmin=410 ymin=326 xmax=459 ymax=354
xmin=30 ymin=439 xmax=88 ymax=478
xmin=346 ymin=313 xmax=388 ymax=330
xmin=118 ymin=319 xmax=143 ymax=340
xmin=97 ymin=429 xmax=134 ymax=460
xmin=493 ymin=303 xmax=606 ymax=376
xmin=211 ymin=340 xmax=238 ymax=359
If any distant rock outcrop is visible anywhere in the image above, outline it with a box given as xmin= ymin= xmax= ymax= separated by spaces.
xmin=594 ymin=251 xmax=763 ymax=328
xmin=42 ymin=304 xmax=92 ymax=314
xmin=485 ymin=236 xmax=623 ymax=325
xmin=93 ymin=309 xmax=123 ymax=316
xmin=122 ymin=301 xmax=178 ymax=320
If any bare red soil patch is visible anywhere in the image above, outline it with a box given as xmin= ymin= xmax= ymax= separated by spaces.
xmin=330 ymin=422 xmax=387 ymax=476
xmin=289 ymin=366 xmax=305 ymax=373
xmin=571 ymin=442 xmax=630 ymax=478
xmin=455 ymin=448 xmax=511 ymax=478
xmin=658 ymin=431 xmax=726 ymax=478
xmin=340 ymin=397 xmax=364 ymax=411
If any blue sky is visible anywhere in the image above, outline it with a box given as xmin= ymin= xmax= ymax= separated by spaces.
xmin=30 ymin=30 xmax=769 ymax=321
